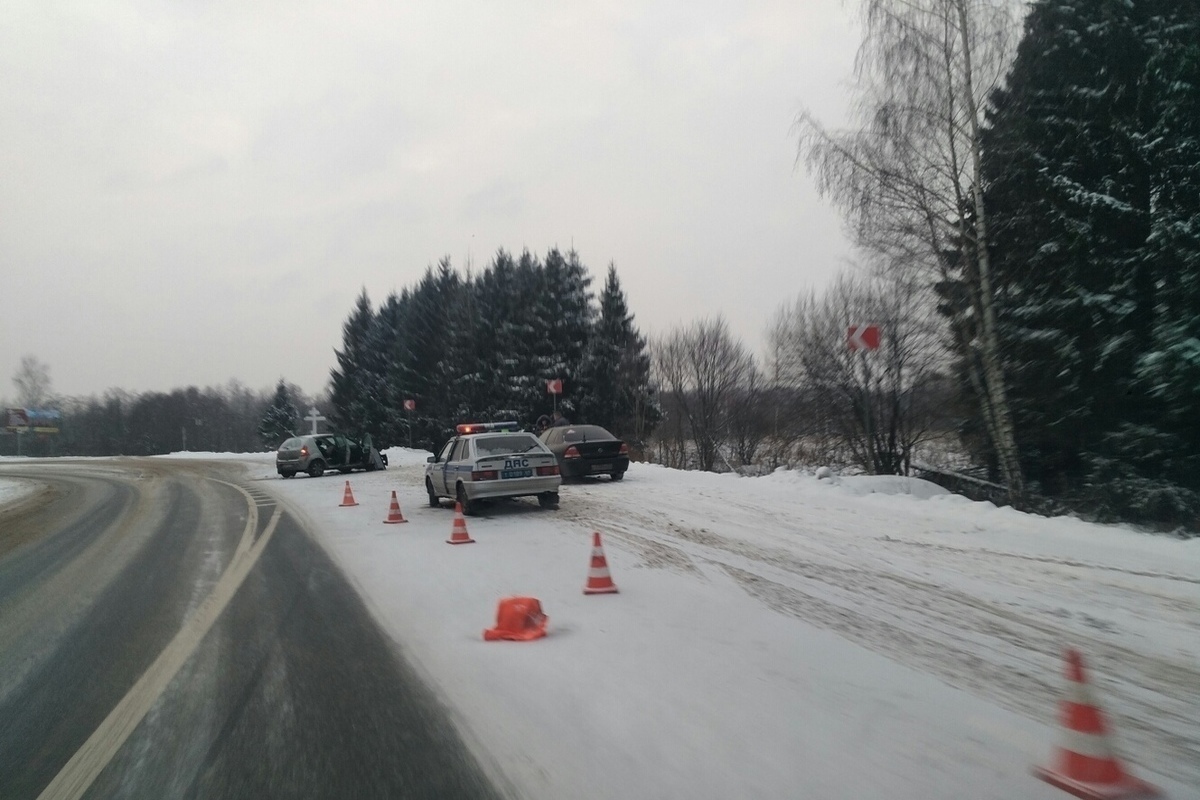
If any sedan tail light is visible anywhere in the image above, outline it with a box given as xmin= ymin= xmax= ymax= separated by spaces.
xmin=564 ymin=446 xmax=581 ymax=459
xmin=471 ymin=470 xmax=499 ymax=481
xmin=618 ymin=443 xmax=629 ymax=455
xmin=537 ymin=465 xmax=559 ymax=476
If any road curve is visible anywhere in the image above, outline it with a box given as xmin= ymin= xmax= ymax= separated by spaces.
xmin=0 ymin=459 xmax=502 ymax=800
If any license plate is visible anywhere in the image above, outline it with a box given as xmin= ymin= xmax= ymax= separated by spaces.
xmin=501 ymin=468 xmax=533 ymax=479
xmin=591 ymin=463 xmax=612 ymax=472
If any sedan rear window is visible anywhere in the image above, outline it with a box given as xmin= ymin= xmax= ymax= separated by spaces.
xmin=474 ymin=435 xmax=542 ymax=457
xmin=562 ymin=426 xmax=614 ymax=443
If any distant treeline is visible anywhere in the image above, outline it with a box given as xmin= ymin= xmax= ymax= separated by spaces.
xmin=0 ymin=382 xmax=319 ymax=458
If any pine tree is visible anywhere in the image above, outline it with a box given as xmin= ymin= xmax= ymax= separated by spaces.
xmin=258 ymin=379 xmax=299 ymax=448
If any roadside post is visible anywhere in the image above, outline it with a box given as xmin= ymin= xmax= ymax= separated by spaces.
xmin=546 ymin=378 xmax=563 ymax=415
xmin=848 ymin=325 xmax=881 ymax=472
xmin=403 ymin=399 xmax=416 ymax=448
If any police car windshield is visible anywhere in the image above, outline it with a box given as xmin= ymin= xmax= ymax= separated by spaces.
xmin=473 ymin=434 xmax=539 ymax=457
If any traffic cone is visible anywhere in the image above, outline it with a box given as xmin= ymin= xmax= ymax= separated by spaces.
xmin=483 ymin=596 xmax=548 ymax=641
xmin=1034 ymin=648 xmax=1161 ymax=799
xmin=446 ymin=502 xmax=475 ymax=544
xmin=383 ymin=490 xmax=407 ymax=524
xmin=339 ymin=481 xmax=358 ymax=507
xmin=583 ymin=531 xmax=619 ymax=594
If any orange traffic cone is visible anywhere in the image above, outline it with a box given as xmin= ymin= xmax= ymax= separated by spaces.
xmin=339 ymin=480 xmax=358 ymax=507
xmin=583 ymin=531 xmax=619 ymax=594
xmin=483 ymin=596 xmax=548 ymax=641
xmin=383 ymin=490 xmax=407 ymax=524
xmin=446 ymin=502 xmax=475 ymax=544
xmin=1034 ymin=648 xmax=1161 ymax=799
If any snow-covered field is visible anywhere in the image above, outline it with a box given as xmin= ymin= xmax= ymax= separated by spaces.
xmin=4 ymin=453 xmax=1198 ymax=798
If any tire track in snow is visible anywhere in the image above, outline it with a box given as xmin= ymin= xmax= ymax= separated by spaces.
xmin=559 ymin=484 xmax=1200 ymax=785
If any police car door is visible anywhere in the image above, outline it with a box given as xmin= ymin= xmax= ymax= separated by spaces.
xmin=442 ymin=439 xmax=468 ymax=495
xmin=433 ymin=439 xmax=456 ymax=495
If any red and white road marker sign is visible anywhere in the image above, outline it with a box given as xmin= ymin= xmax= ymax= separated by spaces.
xmin=848 ymin=325 xmax=881 ymax=351
xmin=546 ymin=379 xmax=563 ymax=395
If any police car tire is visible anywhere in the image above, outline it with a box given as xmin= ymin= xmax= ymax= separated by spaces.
xmin=426 ymin=479 xmax=440 ymax=508
xmin=538 ymin=492 xmax=559 ymax=509
xmin=456 ymin=483 xmax=476 ymax=516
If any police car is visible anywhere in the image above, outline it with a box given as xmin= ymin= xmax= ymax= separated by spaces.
xmin=424 ymin=422 xmax=561 ymax=515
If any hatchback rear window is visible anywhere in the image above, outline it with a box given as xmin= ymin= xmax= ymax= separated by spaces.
xmin=280 ymin=438 xmax=302 ymax=449
xmin=474 ymin=435 xmax=542 ymax=457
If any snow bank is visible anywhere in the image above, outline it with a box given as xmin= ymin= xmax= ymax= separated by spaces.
xmin=0 ymin=477 xmax=38 ymax=507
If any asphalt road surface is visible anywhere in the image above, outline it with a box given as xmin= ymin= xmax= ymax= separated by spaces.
xmin=0 ymin=459 xmax=504 ymax=800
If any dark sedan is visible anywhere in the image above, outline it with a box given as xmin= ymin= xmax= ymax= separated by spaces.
xmin=537 ymin=424 xmax=630 ymax=481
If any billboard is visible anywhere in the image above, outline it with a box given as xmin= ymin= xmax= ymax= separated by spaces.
xmin=5 ymin=408 xmax=61 ymax=434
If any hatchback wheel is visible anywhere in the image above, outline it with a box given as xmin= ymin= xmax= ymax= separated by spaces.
xmin=308 ymin=460 xmax=325 ymax=478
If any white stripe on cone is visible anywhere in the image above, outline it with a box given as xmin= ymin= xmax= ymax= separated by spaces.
xmin=1057 ymin=728 xmax=1118 ymax=760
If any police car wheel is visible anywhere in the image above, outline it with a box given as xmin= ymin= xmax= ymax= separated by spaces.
xmin=426 ymin=479 xmax=440 ymax=508
xmin=456 ymin=483 xmax=476 ymax=516
xmin=538 ymin=492 xmax=559 ymax=509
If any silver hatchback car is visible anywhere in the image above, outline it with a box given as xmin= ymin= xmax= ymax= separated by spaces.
xmin=424 ymin=422 xmax=561 ymax=515
xmin=276 ymin=432 xmax=387 ymax=478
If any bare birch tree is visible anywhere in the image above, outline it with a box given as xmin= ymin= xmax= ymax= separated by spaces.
xmin=795 ymin=0 xmax=1024 ymax=498
xmin=13 ymin=355 xmax=54 ymax=407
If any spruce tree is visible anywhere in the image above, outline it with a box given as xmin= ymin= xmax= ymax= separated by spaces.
xmin=984 ymin=0 xmax=1200 ymax=525
xmin=577 ymin=264 xmax=658 ymax=439
xmin=530 ymin=248 xmax=593 ymax=421
xmin=328 ymin=289 xmax=383 ymax=440
xmin=258 ymin=379 xmax=299 ymax=448
xmin=396 ymin=260 xmax=463 ymax=450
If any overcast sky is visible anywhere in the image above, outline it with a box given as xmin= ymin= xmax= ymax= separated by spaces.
xmin=1 ymin=0 xmax=860 ymax=400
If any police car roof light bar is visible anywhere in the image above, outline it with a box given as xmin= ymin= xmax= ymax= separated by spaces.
xmin=456 ymin=421 xmax=521 ymax=435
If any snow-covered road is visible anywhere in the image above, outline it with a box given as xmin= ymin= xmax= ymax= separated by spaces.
xmin=216 ymin=451 xmax=1197 ymax=798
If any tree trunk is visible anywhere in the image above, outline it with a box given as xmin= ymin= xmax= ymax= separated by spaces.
xmin=956 ymin=0 xmax=1025 ymax=501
